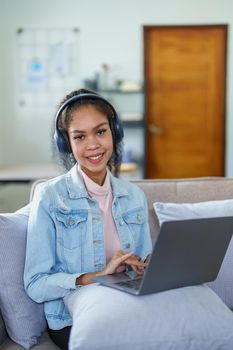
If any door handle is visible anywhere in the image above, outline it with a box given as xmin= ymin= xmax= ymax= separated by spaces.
xmin=147 ymin=124 xmax=164 ymax=135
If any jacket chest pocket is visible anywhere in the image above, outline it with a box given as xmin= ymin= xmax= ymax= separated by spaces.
xmin=55 ymin=210 xmax=88 ymax=250
xmin=122 ymin=208 xmax=145 ymax=242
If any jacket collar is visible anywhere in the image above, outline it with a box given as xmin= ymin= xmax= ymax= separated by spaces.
xmin=65 ymin=164 xmax=129 ymax=199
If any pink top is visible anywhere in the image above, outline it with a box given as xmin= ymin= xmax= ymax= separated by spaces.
xmin=78 ymin=167 xmax=121 ymax=262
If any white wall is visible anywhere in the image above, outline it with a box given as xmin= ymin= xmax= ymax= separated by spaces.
xmin=1 ymin=0 xmax=233 ymax=175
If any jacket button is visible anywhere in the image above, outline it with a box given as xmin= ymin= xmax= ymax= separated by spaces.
xmin=94 ymin=240 xmax=102 ymax=244
xmin=69 ymin=217 xmax=75 ymax=225
xmin=125 ymin=243 xmax=131 ymax=249
xmin=137 ymin=214 xmax=142 ymax=222
xmin=119 ymin=220 xmax=124 ymax=226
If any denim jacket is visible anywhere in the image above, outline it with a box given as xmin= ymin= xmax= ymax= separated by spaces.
xmin=24 ymin=165 xmax=152 ymax=330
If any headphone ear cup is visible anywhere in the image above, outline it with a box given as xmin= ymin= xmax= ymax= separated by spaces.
xmin=112 ymin=115 xmax=124 ymax=143
xmin=54 ymin=128 xmax=71 ymax=155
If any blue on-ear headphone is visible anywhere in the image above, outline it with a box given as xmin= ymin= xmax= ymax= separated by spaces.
xmin=54 ymin=93 xmax=124 ymax=156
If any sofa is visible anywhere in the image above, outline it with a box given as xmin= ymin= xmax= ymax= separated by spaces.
xmin=1 ymin=176 xmax=233 ymax=349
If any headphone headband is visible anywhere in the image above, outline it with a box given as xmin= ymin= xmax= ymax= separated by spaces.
xmin=54 ymin=92 xmax=124 ymax=156
xmin=55 ymin=93 xmax=118 ymax=129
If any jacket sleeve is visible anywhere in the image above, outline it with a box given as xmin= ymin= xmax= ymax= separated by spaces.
xmin=24 ymin=185 xmax=81 ymax=303
xmin=134 ymin=188 xmax=153 ymax=261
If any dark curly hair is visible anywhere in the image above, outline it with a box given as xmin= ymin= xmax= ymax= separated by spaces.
xmin=52 ymin=88 xmax=123 ymax=177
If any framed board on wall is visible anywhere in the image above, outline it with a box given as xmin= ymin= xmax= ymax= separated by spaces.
xmin=16 ymin=27 xmax=80 ymax=117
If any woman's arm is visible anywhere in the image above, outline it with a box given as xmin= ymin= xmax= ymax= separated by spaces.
xmin=24 ymin=186 xmax=81 ymax=303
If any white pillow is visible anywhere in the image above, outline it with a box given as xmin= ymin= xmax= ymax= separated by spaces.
xmin=64 ymin=283 xmax=233 ymax=350
xmin=153 ymin=199 xmax=233 ymax=308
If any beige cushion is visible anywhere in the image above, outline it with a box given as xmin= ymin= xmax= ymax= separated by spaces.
xmin=134 ymin=177 xmax=233 ymax=243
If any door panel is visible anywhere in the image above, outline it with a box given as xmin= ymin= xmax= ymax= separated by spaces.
xmin=144 ymin=25 xmax=227 ymax=178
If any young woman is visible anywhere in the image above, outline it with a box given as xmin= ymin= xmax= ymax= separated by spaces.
xmin=24 ymin=89 xmax=152 ymax=349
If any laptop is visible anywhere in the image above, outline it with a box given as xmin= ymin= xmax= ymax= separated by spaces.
xmin=92 ymin=217 xmax=233 ymax=295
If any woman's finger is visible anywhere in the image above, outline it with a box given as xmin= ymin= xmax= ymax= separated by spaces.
xmin=125 ymin=258 xmax=148 ymax=268
xmin=118 ymin=251 xmax=134 ymax=263
xmin=115 ymin=251 xmax=141 ymax=261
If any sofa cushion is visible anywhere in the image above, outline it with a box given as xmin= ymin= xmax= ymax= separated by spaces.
xmin=64 ymin=283 xmax=233 ymax=350
xmin=0 ymin=205 xmax=47 ymax=349
xmin=135 ymin=177 xmax=233 ymax=244
xmin=153 ymin=199 xmax=233 ymax=308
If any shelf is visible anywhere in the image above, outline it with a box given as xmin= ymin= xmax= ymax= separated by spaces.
xmin=98 ymin=90 xmax=144 ymax=126
xmin=122 ymin=120 xmax=144 ymax=127
xmin=120 ymin=162 xmax=138 ymax=173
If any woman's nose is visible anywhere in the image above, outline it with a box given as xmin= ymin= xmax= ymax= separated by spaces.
xmin=86 ymin=136 xmax=100 ymax=150
xmin=87 ymin=143 xmax=99 ymax=150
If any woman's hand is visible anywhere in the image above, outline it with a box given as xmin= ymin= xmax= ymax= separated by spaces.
xmin=101 ymin=250 xmax=148 ymax=276
xmin=76 ymin=251 xmax=148 ymax=286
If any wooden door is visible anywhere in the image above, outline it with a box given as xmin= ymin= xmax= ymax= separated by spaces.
xmin=144 ymin=25 xmax=227 ymax=178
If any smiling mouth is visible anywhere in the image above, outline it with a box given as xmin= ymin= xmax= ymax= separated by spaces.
xmin=87 ymin=153 xmax=104 ymax=161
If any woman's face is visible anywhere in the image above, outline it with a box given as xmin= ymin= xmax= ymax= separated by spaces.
xmin=67 ymin=105 xmax=113 ymax=185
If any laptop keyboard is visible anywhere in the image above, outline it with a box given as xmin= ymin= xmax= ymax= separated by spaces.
xmin=116 ymin=278 xmax=143 ymax=291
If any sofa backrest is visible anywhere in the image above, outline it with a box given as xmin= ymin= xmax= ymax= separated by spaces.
xmin=133 ymin=177 xmax=233 ymax=243
xmin=30 ymin=177 xmax=233 ymax=244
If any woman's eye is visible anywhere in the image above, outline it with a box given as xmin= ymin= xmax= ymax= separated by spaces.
xmin=97 ymin=129 xmax=107 ymax=136
xmin=74 ymin=135 xmax=85 ymax=141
